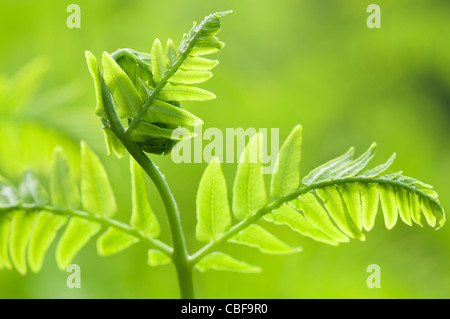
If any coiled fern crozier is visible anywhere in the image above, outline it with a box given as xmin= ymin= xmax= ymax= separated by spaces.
xmin=0 ymin=11 xmax=445 ymax=299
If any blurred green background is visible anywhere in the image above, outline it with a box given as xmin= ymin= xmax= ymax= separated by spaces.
xmin=0 ymin=0 xmax=449 ymax=298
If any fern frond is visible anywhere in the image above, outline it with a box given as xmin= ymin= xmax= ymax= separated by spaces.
xmin=85 ymin=11 xmax=231 ymax=155
xmin=191 ymin=126 xmax=445 ymax=271
xmin=267 ymin=140 xmax=445 ymax=245
xmin=0 ymin=145 xmax=171 ymax=274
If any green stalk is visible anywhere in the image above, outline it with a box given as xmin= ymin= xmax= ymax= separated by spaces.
xmin=121 ymin=140 xmax=194 ymax=299
xmin=101 ymin=79 xmax=194 ymax=299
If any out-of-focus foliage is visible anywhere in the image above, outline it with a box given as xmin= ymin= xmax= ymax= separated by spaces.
xmin=0 ymin=0 xmax=449 ymax=298
xmin=0 ymin=59 xmax=84 ymax=181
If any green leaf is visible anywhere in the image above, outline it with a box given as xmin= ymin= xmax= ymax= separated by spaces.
xmin=112 ymin=48 xmax=152 ymax=73
xmin=434 ymin=203 xmax=445 ymax=229
xmin=329 ymin=143 xmax=377 ymax=178
xmin=360 ymin=153 xmax=396 ymax=177
xmin=117 ymin=55 xmax=153 ymax=89
xmin=233 ymin=133 xmax=266 ymax=220
xmin=19 ymin=171 xmax=49 ymax=205
xmin=437 ymin=210 xmax=446 ymax=230
xmin=196 ymin=157 xmax=231 ymax=243
xmin=97 ymin=228 xmax=138 ymax=256
xmin=378 ymin=184 xmax=398 ymax=229
xmin=80 ymin=141 xmax=117 ymax=217
xmin=421 ymin=189 xmax=439 ymax=199
xmin=264 ymin=204 xmax=338 ymax=245
xmin=170 ymin=70 xmax=213 ymax=84
xmin=302 ymin=147 xmax=354 ymax=185
xmin=409 ymin=179 xmax=434 ymax=190
xmin=56 ymin=218 xmax=101 ymax=270
xmin=229 ymin=224 xmax=301 ymax=254
xmin=9 ymin=210 xmax=37 ymax=275
xmin=27 ymin=212 xmax=66 ymax=273
xmin=165 ymin=39 xmax=178 ymax=68
xmin=85 ymin=51 xmax=104 ymax=116
xmin=396 ymin=188 xmax=412 ymax=226
xmin=359 ymin=183 xmax=379 ymax=231
xmin=190 ymin=40 xmax=225 ymax=56
xmin=158 ymin=83 xmax=216 ymax=102
xmin=421 ymin=198 xmax=437 ymax=227
xmin=297 ymin=193 xmax=349 ymax=243
xmin=0 ymin=178 xmax=19 ymax=206
xmin=102 ymin=127 xmax=125 ymax=158
xmin=0 ymin=212 xmax=12 ymax=269
xmin=137 ymin=77 xmax=154 ymax=97
xmin=410 ymin=192 xmax=422 ymax=226
xmin=147 ymin=249 xmax=171 ymax=266
xmin=130 ymin=158 xmax=160 ymax=237
xmin=270 ymin=125 xmax=302 ymax=198
xmin=181 ymin=56 xmax=218 ymax=71
xmin=316 ymin=187 xmax=365 ymax=240
xmin=338 ymin=183 xmax=363 ymax=230
xmin=151 ymin=38 xmax=168 ymax=84
xmin=195 ymin=252 xmax=260 ymax=273
xmin=50 ymin=147 xmax=80 ymax=209
xmin=131 ymin=122 xmax=181 ymax=142
xmin=137 ymin=78 xmax=154 ymax=100
xmin=143 ymin=99 xmax=203 ymax=127
xmin=102 ymin=51 xmax=143 ymax=118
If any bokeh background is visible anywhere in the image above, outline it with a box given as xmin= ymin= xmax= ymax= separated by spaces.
xmin=0 ymin=0 xmax=449 ymax=298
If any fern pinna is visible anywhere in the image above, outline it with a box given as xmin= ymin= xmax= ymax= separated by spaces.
xmin=0 ymin=11 xmax=445 ymax=298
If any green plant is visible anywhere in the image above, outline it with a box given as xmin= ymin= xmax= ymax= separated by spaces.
xmin=0 ymin=11 xmax=445 ymax=299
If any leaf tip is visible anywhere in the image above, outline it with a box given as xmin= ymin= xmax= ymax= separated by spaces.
xmin=347 ymin=146 xmax=355 ymax=156
xmin=55 ymin=256 xmax=69 ymax=272
xmin=436 ymin=211 xmax=446 ymax=230
xmin=153 ymin=38 xmax=162 ymax=48
xmin=214 ymin=10 xmax=233 ymax=17
xmin=52 ymin=145 xmax=65 ymax=159
xmin=80 ymin=140 xmax=88 ymax=155
xmin=84 ymin=50 xmax=94 ymax=60
xmin=28 ymin=261 xmax=41 ymax=274
xmin=210 ymin=156 xmax=221 ymax=165
xmin=101 ymin=51 xmax=110 ymax=60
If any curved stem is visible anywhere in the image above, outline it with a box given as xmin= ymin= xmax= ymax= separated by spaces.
xmin=122 ymin=140 xmax=194 ymax=299
xmin=0 ymin=204 xmax=172 ymax=255
xmin=190 ymin=176 xmax=443 ymax=265
xmin=101 ymin=78 xmax=194 ymax=299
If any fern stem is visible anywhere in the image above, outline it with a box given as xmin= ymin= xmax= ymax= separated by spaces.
xmin=101 ymin=76 xmax=194 ymax=299
xmin=0 ymin=204 xmax=172 ymax=255
xmin=189 ymin=176 xmax=443 ymax=265
xmin=123 ymin=140 xmax=194 ymax=299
